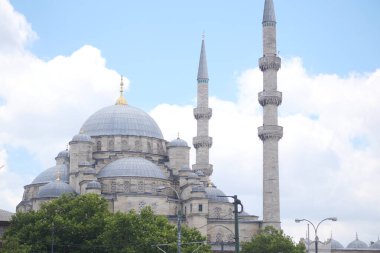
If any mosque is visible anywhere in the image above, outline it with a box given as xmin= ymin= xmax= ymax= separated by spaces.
xmin=14 ymin=0 xmax=380 ymax=252
xmin=16 ymin=6 xmax=270 ymax=249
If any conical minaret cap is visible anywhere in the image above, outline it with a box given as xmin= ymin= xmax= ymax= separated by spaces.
xmin=263 ymin=0 xmax=276 ymax=23
xmin=197 ymin=37 xmax=209 ymax=81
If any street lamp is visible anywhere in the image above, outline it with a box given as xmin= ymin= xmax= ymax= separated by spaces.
xmin=221 ymin=195 xmax=243 ymax=253
xmin=157 ymin=185 xmax=183 ymax=253
xmin=295 ymin=217 xmax=337 ymax=253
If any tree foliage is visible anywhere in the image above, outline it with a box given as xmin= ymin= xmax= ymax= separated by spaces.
xmin=2 ymin=194 xmax=210 ymax=253
xmin=241 ymin=226 xmax=306 ymax=253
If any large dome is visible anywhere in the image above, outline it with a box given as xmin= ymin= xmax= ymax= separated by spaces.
xmin=98 ymin=157 xmax=167 ymax=179
xmin=80 ymin=104 xmax=163 ymax=139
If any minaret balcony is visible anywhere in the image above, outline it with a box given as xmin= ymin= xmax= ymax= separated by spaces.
xmin=193 ymin=136 xmax=213 ymax=148
xmin=258 ymin=125 xmax=283 ymax=141
xmin=258 ymin=91 xmax=282 ymax=106
xmin=192 ymin=164 xmax=213 ymax=177
xmin=259 ymin=56 xmax=281 ymax=71
xmin=193 ymin=107 xmax=212 ymax=120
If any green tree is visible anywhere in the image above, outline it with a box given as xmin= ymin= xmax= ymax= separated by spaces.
xmin=101 ymin=207 xmax=211 ymax=253
xmin=3 ymin=193 xmax=110 ymax=253
xmin=2 ymin=194 xmax=211 ymax=253
xmin=241 ymin=226 xmax=306 ymax=253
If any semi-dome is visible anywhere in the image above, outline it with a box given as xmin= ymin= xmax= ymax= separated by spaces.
xmin=168 ymin=137 xmax=189 ymax=148
xmin=330 ymin=239 xmax=344 ymax=249
xmin=86 ymin=180 xmax=101 ymax=190
xmin=80 ymin=104 xmax=163 ymax=139
xmin=347 ymin=235 xmax=368 ymax=249
xmin=205 ymin=186 xmax=229 ymax=203
xmin=71 ymin=133 xmax=92 ymax=142
xmin=37 ymin=180 xmax=75 ymax=198
xmin=31 ymin=164 xmax=69 ymax=185
xmin=98 ymin=157 xmax=167 ymax=179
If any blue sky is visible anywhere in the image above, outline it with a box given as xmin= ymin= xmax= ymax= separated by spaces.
xmin=1 ymin=0 xmax=380 ymax=247
xmin=10 ymin=0 xmax=380 ymax=109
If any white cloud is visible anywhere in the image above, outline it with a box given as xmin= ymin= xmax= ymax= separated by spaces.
xmin=0 ymin=0 xmax=127 ymax=211
xmin=0 ymin=0 xmax=37 ymax=54
xmin=150 ymin=59 xmax=380 ymax=246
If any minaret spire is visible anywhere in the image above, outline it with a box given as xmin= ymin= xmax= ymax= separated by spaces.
xmin=193 ymin=36 xmax=213 ymax=181
xmin=263 ymin=0 xmax=276 ymax=23
xmin=258 ymin=0 xmax=283 ymax=229
xmin=197 ymin=34 xmax=209 ymax=81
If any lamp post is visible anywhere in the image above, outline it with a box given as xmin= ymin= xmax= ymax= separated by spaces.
xmin=223 ymin=195 xmax=243 ymax=253
xmin=157 ymin=185 xmax=183 ymax=253
xmin=295 ymin=217 xmax=337 ymax=253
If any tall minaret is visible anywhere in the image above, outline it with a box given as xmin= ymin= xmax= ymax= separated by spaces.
xmin=192 ymin=36 xmax=213 ymax=181
xmin=258 ymin=0 xmax=283 ymax=228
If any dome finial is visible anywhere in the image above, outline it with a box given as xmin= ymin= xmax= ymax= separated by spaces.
xmin=116 ymin=75 xmax=128 ymax=105
xmin=177 ymin=132 xmax=180 ymax=139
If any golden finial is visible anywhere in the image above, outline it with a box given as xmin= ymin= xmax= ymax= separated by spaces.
xmin=207 ymin=178 xmax=213 ymax=187
xmin=115 ymin=75 xmax=127 ymax=105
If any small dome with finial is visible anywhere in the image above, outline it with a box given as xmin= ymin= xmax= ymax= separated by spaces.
xmin=168 ymin=133 xmax=189 ymax=148
xmin=347 ymin=233 xmax=368 ymax=249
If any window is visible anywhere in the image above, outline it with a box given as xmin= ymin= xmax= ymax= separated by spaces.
xmin=96 ymin=141 xmax=102 ymax=151
xmin=190 ymin=204 xmax=193 ymax=213
xmin=198 ymin=204 xmax=203 ymax=212
xmin=108 ymin=140 xmax=114 ymax=151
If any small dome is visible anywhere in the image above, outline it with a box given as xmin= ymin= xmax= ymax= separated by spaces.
xmin=56 ymin=150 xmax=69 ymax=159
xmin=168 ymin=137 xmax=188 ymax=148
xmin=370 ymin=239 xmax=380 ymax=249
xmin=84 ymin=168 xmax=97 ymax=175
xmin=71 ymin=133 xmax=92 ymax=142
xmin=37 ymin=180 xmax=75 ymax=198
xmin=80 ymin=104 xmax=163 ymax=139
xmin=86 ymin=180 xmax=101 ymax=190
xmin=330 ymin=239 xmax=344 ymax=249
xmin=98 ymin=157 xmax=167 ymax=180
xmin=31 ymin=164 xmax=69 ymax=185
xmin=205 ymin=186 xmax=229 ymax=203
xmin=347 ymin=235 xmax=368 ymax=249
